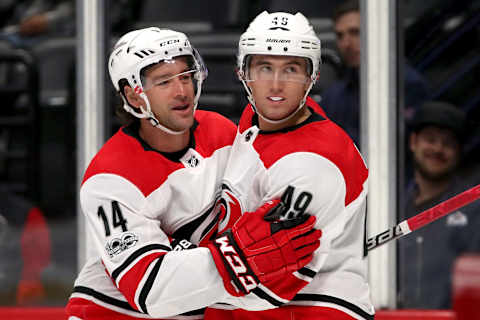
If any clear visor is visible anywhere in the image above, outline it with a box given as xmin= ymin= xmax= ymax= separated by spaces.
xmin=141 ymin=55 xmax=205 ymax=92
xmin=142 ymin=68 xmax=198 ymax=92
xmin=244 ymin=56 xmax=311 ymax=84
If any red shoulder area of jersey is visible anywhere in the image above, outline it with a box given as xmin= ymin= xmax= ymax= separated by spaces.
xmin=81 ymin=111 xmax=236 ymax=197
xmin=193 ymin=110 xmax=237 ymax=157
xmin=242 ymin=98 xmax=367 ymax=206
xmin=306 ymin=96 xmax=327 ymax=118
xmin=81 ymin=129 xmax=183 ymax=196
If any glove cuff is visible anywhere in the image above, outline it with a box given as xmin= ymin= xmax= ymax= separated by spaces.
xmin=208 ymin=230 xmax=259 ymax=296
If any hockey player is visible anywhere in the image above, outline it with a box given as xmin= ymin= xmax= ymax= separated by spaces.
xmin=204 ymin=11 xmax=375 ymax=320
xmin=66 ymin=27 xmax=322 ymax=319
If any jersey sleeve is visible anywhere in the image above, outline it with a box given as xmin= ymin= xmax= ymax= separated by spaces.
xmin=227 ymin=151 xmax=367 ymax=309
xmin=264 ymin=151 xmax=367 ymax=273
xmin=80 ymin=173 xmax=245 ymax=318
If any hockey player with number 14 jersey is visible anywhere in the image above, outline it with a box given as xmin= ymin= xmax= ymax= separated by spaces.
xmin=205 ymin=11 xmax=375 ymax=320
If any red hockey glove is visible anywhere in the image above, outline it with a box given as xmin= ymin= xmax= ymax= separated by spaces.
xmin=208 ymin=200 xmax=321 ymax=296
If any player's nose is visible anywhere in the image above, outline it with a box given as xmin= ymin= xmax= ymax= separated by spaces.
xmin=270 ymin=74 xmax=284 ymax=92
xmin=171 ymin=77 xmax=188 ymax=98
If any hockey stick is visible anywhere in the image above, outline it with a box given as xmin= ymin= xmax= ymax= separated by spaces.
xmin=366 ymin=184 xmax=480 ymax=251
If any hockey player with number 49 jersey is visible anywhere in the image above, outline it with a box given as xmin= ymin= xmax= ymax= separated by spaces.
xmin=205 ymin=11 xmax=375 ymax=320
xmin=66 ymin=27 xmax=322 ymax=320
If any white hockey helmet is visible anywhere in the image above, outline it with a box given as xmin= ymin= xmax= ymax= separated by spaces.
xmin=108 ymin=27 xmax=207 ymax=134
xmin=237 ymin=11 xmax=322 ymax=124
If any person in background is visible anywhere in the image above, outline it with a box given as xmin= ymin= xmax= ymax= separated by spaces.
xmin=0 ymin=184 xmax=51 ymax=305
xmin=0 ymin=0 xmax=74 ymax=48
xmin=321 ymin=0 xmax=429 ymax=147
xmin=398 ymin=101 xmax=480 ymax=309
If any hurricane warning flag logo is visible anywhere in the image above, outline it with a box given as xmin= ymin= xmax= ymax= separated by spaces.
xmin=198 ymin=185 xmax=243 ymax=246
xmin=215 ymin=185 xmax=242 ymax=234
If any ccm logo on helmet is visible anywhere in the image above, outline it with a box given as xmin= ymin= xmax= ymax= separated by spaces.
xmin=215 ymin=235 xmax=258 ymax=293
xmin=158 ymin=39 xmax=180 ymax=47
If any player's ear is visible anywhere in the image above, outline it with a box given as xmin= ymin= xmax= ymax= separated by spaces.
xmin=124 ymin=86 xmax=144 ymax=108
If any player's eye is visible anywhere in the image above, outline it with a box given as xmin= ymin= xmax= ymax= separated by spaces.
xmin=179 ymin=73 xmax=192 ymax=81
xmin=285 ymin=66 xmax=298 ymax=73
xmin=259 ymin=65 xmax=272 ymax=73
xmin=154 ymin=79 xmax=170 ymax=86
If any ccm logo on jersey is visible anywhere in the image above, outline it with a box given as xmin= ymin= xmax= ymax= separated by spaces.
xmin=215 ymin=235 xmax=257 ymax=293
xmin=105 ymin=232 xmax=139 ymax=258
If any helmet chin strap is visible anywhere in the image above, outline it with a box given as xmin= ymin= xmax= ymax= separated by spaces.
xmin=140 ymin=93 xmax=187 ymax=135
xmin=241 ymin=78 xmax=315 ymax=125
xmin=121 ymin=96 xmax=187 ymax=135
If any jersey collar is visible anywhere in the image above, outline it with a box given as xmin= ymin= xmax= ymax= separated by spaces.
xmin=252 ymin=107 xmax=326 ymax=134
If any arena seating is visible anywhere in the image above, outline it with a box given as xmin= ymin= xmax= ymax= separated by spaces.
xmin=31 ymin=37 xmax=75 ymax=109
xmin=0 ymin=47 xmax=40 ymax=199
xmin=133 ymin=0 xmax=248 ymax=33
xmin=452 ymin=254 xmax=480 ymax=320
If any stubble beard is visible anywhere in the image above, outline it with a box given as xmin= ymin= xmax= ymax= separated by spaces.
xmin=413 ymin=154 xmax=457 ymax=182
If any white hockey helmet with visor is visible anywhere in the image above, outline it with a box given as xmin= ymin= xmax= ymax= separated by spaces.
xmin=108 ymin=27 xmax=207 ymax=134
xmin=237 ymin=11 xmax=321 ymax=124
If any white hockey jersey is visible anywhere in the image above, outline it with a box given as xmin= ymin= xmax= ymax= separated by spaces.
xmin=206 ymin=97 xmax=375 ymax=319
xmin=67 ymin=111 xmax=251 ymax=319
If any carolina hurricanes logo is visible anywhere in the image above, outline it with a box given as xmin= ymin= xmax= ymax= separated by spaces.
xmin=198 ymin=185 xmax=242 ymax=246
xmin=215 ymin=189 xmax=242 ymax=234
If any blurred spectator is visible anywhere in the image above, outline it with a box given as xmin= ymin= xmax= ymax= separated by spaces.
xmin=0 ymin=184 xmax=51 ymax=305
xmin=0 ymin=0 xmax=74 ymax=48
xmin=397 ymin=101 xmax=480 ymax=309
xmin=320 ymin=0 xmax=429 ymax=146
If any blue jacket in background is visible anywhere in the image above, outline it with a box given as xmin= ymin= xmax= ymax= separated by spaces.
xmin=320 ymin=64 xmax=429 ymax=147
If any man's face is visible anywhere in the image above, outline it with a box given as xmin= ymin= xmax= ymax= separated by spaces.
xmin=335 ymin=11 xmax=361 ymax=68
xmin=142 ymin=57 xmax=196 ymax=132
xmin=246 ymin=55 xmax=311 ymax=122
xmin=409 ymin=126 xmax=461 ymax=181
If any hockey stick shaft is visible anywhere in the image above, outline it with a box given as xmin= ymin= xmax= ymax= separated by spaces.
xmin=366 ymin=184 xmax=480 ymax=251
